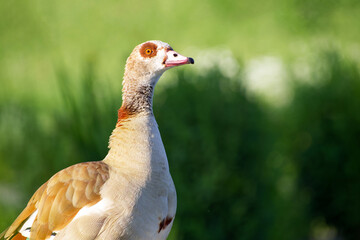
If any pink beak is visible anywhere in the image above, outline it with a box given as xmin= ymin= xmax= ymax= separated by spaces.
xmin=164 ymin=50 xmax=194 ymax=67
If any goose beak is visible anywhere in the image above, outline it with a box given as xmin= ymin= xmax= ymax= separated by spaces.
xmin=164 ymin=50 xmax=194 ymax=67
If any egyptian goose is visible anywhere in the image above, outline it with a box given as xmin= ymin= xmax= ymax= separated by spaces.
xmin=0 ymin=40 xmax=194 ymax=240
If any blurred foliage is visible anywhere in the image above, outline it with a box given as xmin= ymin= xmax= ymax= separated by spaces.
xmin=285 ymin=52 xmax=360 ymax=240
xmin=1 ymin=51 xmax=359 ymax=239
xmin=155 ymin=70 xmax=307 ymax=240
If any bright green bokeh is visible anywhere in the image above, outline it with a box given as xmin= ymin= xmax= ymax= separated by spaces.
xmin=0 ymin=1 xmax=359 ymax=239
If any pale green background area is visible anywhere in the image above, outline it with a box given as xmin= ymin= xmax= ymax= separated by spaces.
xmin=0 ymin=0 xmax=359 ymax=101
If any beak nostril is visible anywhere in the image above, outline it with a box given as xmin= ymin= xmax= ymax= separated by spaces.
xmin=173 ymin=53 xmax=178 ymax=57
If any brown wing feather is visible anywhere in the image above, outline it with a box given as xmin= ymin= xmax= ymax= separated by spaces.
xmin=3 ymin=161 xmax=109 ymax=240
xmin=2 ymin=182 xmax=47 ymax=239
xmin=10 ymin=232 xmax=26 ymax=240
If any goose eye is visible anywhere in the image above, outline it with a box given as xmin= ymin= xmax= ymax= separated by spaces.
xmin=140 ymin=42 xmax=157 ymax=58
xmin=145 ymin=48 xmax=152 ymax=55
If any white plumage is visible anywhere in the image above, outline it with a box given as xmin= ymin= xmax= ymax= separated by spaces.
xmin=0 ymin=40 xmax=194 ymax=240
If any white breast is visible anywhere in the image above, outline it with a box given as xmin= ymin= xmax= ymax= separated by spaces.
xmin=100 ymin=113 xmax=177 ymax=239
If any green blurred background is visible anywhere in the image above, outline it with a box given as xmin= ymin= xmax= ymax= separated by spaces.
xmin=1 ymin=0 xmax=360 ymax=239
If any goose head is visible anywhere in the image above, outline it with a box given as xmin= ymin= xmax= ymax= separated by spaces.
xmin=120 ymin=40 xmax=194 ymax=116
xmin=123 ymin=40 xmax=194 ymax=88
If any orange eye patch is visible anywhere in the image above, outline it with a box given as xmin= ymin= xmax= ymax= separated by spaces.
xmin=140 ymin=42 xmax=158 ymax=58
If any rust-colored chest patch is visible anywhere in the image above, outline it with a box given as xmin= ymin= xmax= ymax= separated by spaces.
xmin=140 ymin=42 xmax=158 ymax=58
xmin=117 ymin=106 xmax=129 ymax=122
xmin=117 ymin=105 xmax=139 ymax=127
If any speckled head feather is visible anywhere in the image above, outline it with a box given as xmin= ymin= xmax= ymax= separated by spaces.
xmin=123 ymin=40 xmax=173 ymax=81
